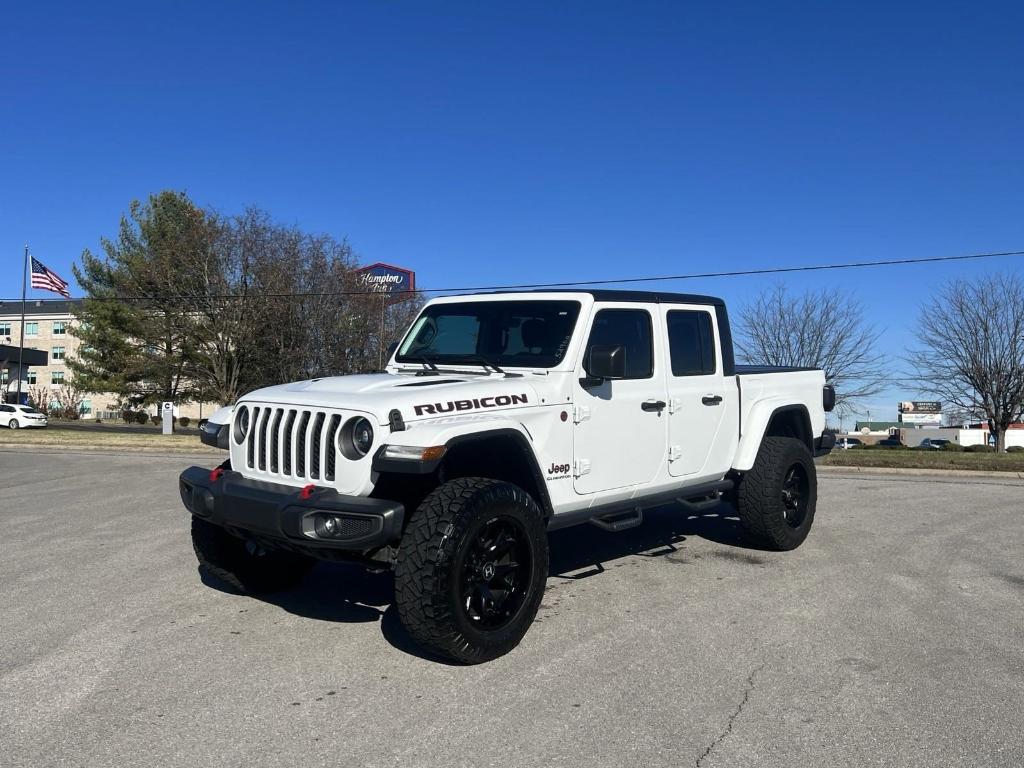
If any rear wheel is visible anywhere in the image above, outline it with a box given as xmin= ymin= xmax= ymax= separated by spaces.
xmin=191 ymin=517 xmax=314 ymax=593
xmin=735 ymin=436 xmax=817 ymax=550
xmin=394 ymin=477 xmax=549 ymax=664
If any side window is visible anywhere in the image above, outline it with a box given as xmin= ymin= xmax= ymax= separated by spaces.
xmin=585 ymin=309 xmax=653 ymax=379
xmin=667 ymin=310 xmax=717 ymax=376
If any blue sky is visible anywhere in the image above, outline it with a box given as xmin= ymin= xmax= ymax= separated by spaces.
xmin=3 ymin=1 xmax=1023 ymax=420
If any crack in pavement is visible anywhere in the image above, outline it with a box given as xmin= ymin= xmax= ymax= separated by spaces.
xmin=695 ymin=663 xmax=765 ymax=767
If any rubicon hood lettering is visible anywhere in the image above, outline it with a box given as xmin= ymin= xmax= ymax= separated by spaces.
xmin=414 ymin=393 xmax=529 ymax=416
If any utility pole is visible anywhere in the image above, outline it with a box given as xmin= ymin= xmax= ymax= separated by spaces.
xmin=379 ymin=294 xmax=386 ymax=370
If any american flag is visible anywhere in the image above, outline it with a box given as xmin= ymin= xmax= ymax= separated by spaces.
xmin=30 ymin=256 xmax=71 ymax=298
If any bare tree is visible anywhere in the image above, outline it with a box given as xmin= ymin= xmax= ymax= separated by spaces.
xmin=735 ymin=284 xmax=887 ymax=411
xmin=909 ymin=272 xmax=1024 ymax=452
xmin=27 ymin=385 xmax=51 ymax=414
xmin=52 ymin=381 xmax=86 ymax=420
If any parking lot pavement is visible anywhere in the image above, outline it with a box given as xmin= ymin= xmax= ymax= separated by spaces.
xmin=2 ymin=451 xmax=1023 ymax=768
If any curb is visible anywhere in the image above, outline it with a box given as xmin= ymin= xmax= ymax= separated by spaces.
xmin=0 ymin=442 xmax=220 ymax=457
xmin=817 ymin=464 xmax=1024 ymax=480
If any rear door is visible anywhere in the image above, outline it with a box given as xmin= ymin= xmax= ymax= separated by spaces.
xmin=662 ymin=305 xmax=736 ymax=478
xmin=572 ymin=304 xmax=668 ymax=494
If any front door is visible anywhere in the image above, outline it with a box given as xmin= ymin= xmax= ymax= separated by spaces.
xmin=573 ymin=305 xmax=668 ymax=494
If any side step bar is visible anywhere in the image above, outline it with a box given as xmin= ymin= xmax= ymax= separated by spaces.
xmin=590 ymin=508 xmax=643 ymax=532
xmin=548 ymin=478 xmax=735 ymax=532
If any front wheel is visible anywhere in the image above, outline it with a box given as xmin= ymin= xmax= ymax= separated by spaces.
xmin=394 ymin=477 xmax=549 ymax=664
xmin=9 ymin=419 xmax=19 ymax=429
xmin=735 ymin=436 xmax=817 ymax=551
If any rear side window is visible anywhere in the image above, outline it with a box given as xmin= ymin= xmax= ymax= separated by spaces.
xmin=585 ymin=309 xmax=653 ymax=379
xmin=667 ymin=310 xmax=716 ymax=376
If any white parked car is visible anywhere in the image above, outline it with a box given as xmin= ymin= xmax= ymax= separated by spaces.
xmin=181 ymin=290 xmax=836 ymax=662
xmin=0 ymin=404 xmax=48 ymax=429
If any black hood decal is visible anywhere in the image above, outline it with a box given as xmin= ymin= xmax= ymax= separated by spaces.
xmin=413 ymin=393 xmax=529 ymax=416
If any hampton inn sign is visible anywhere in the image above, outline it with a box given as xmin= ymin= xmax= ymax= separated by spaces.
xmin=354 ymin=263 xmax=416 ymax=301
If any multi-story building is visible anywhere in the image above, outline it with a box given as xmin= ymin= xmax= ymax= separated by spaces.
xmin=0 ymin=299 xmax=216 ymax=420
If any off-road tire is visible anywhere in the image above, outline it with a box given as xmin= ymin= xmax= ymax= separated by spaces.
xmin=394 ymin=477 xmax=549 ymax=664
xmin=191 ymin=517 xmax=314 ymax=593
xmin=735 ymin=436 xmax=817 ymax=551
xmin=8 ymin=419 xmax=19 ymax=429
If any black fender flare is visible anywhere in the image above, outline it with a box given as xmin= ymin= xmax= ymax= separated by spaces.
xmin=372 ymin=428 xmax=554 ymax=518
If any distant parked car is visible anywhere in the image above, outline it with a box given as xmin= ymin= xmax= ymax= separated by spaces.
xmin=876 ymin=437 xmax=903 ymax=447
xmin=0 ymin=404 xmax=48 ymax=429
xmin=835 ymin=437 xmax=863 ymax=450
xmin=918 ymin=438 xmax=951 ymax=450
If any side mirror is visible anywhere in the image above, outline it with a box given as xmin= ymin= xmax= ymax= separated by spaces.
xmin=585 ymin=344 xmax=626 ymax=382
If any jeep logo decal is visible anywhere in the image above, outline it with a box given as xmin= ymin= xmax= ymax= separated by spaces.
xmin=413 ymin=393 xmax=529 ymax=416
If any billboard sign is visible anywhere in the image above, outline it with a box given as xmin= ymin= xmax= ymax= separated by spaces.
xmin=899 ymin=401 xmax=942 ymax=425
xmin=354 ymin=263 xmax=415 ymax=302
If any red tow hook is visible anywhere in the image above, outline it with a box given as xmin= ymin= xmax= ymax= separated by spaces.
xmin=209 ymin=467 xmax=225 ymax=482
xmin=299 ymin=483 xmax=317 ymax=500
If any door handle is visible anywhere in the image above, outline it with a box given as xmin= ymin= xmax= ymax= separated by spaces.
xmin=701 ymin=395 xmax=723 ymax=406
xmin=641 ymin=400 xmax=667 ymax=412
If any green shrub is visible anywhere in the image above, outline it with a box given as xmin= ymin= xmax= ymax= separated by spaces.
xmin=965 ymin=444 xmax=995 ymax=453
xmin=150 ymin=414 xmax=161 ymax=426
xmin=1005 ymin=445 xmax=1024 ymax=453
xmin=941 ymin=442 xmax=964 ymax=452
xmin=122 ymin=410 xmax=135 ymax=424
xmin=178 ymin=416 xmax=191 ymax=428
xmin=134 ymin=411 xmax=149 ymax=425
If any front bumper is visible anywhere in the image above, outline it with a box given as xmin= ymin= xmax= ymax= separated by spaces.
xmin=178 ymin=466 xmax=404 ymax=554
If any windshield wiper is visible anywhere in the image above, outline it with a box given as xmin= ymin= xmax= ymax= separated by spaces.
xmin=464 ymin=355 xmax=523 ymax=377
xmin=461 ymin=355 xmax=505 ymax=374
xmin=412 ymin=354 xmax=440 ymax=375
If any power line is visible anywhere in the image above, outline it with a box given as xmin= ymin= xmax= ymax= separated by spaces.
xmin=3 ymin=248 xmax=1023 ymax=303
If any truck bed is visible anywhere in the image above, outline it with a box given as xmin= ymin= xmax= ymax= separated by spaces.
xmin=736 ymin=365 xmax=821 ymax=374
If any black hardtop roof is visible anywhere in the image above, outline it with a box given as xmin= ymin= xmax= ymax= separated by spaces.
xmin=480 ymin=289 xmax=725 ymax=306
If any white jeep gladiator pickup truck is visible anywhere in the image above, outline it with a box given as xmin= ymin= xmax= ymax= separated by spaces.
xmin=181 ymin=290 xmax=835 ymax=663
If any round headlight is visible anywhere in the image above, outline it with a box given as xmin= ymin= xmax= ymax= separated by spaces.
xmin=233 ymin=405 xmax=250 ymax=444
xmin=351 ymin=417 xmax=374 ymax=456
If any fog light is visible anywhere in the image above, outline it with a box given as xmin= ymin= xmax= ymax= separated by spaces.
xmin=307 ymin=512 xmax=376 ymax=540
xmin=314 ymin=514 xmax=342 ymax=538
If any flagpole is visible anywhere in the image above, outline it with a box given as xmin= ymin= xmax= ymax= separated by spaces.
xmin=15 ymin=245 xmax=28 ymax=405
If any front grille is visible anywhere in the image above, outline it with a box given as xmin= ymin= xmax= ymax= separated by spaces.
xmin=244 ymin=406 xmax=343 ymax=483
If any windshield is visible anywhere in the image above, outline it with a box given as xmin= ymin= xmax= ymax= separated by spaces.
xmin=396 ymin=300 xmax=581 ymax=369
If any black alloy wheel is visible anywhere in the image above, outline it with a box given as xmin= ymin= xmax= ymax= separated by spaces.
xmin=780 ymin=463 xmax=809 ymax=529
xmin=458 ymin=517 xmax=533 ymax=630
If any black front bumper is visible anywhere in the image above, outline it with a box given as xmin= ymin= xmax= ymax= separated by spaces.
xmin=179 ymin=466 xmax=404 ymax=554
